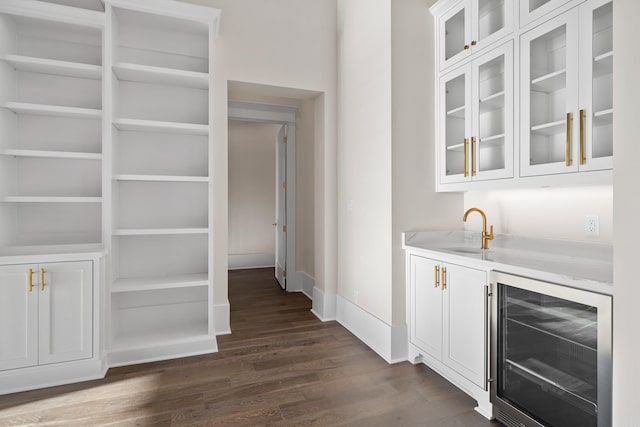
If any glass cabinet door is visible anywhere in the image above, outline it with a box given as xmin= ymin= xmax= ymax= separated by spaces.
xmin=439 ymin=0 xmax=472 ymax=71
xmin=520 ymin=8 xmax=580 ymax=177
xmin=471 ymin=41 xmax=513 ymax=180
xmin=578 ymin=0 xmax=613 ymax=171
xmin=473 ymin=0 xmax=513 ymax=53
xmin=439 ymin=64 xmax=471 ymax=184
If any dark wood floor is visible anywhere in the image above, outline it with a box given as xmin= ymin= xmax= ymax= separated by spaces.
xmin=0 ymin=268 xmax=498 ymax=426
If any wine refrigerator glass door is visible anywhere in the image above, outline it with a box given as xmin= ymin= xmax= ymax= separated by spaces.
xmin=490 ymin=272 xmax=611 ymax=427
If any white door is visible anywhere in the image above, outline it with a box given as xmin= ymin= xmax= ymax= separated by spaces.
xmin=442 ymin=263 xmax=487 ymax=388
xmin=0 ymin=264 xmax=38 ymax=371
xmin=410 ymin=256 xmax=443 ymax=360
xmin=38 ymin=261 xmax=93 ymax=365
xmin=275 ymin=125 xmax=287 ymax=290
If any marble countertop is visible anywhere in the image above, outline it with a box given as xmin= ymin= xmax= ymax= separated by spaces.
xmin=402 ymin=231 xmax=613 ymax=295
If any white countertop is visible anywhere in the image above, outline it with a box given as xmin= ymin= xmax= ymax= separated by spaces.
xmin=402 ymin=231 xmax=613 ymax=295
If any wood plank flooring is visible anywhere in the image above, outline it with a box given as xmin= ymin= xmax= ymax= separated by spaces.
xmin=0 ymin=268 xmax=498 ymax=426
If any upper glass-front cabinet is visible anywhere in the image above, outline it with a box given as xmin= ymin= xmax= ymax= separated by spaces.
xmin=438 ymin=0 xmax=513 ymax=71
xmin=520 ymin=0 xmax=612 ymax=177
xmin=439 ymin=41 xmax=513 ymax=184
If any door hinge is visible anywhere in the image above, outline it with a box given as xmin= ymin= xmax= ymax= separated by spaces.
xmin=283 ymin=181 xmax=287 ymax=189
xmin=283 ymin=136 xmax=288 ymax=143
xmin=283 ymin=225 xmax=287 ymax=232
xmin=283 ymin=270 xmax=287 ymax=278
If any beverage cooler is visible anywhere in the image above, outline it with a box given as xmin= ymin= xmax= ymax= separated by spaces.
xmin=490 ymin=272 xmax=612 ymax=427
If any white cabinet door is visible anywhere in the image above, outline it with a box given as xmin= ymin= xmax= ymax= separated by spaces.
xmin=439 ymin=0 xmax=472 ymax=71
xmin=578 ymin=0 xmax=613 ymax=171
xmin=410 ymin=256 xmax=443 ymax=360
xmin=38 ymin=261 xmax=93 ymax=365
xmin=471 ymin=40 xmax=514 ymax=181
xmin=0 ymin=264 xmax=38 ymax=371
xmin=438 ymin=0 xmax=513 ymax=71
xmin=440 ymin=64 xmax=472 ymax=184
xmin=442 ymin=263 xmax=487 ymax=388
xmin=520 ymin=8 xmax=580 ymax=177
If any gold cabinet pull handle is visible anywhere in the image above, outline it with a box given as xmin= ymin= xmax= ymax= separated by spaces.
xmin=471 ymin=40 xmax=477 ymax=46
xmin=441 ymin=267 xmax=447 ymax=290
xmin=434 ymin=265 xmax=440 ymax=288
xmin=463 ymin=138 xmax=468 ymax=177
xmin=579 ymin=109 xmax=585 ymax=165
xmin=471 ymin=137 xmax=476 ymax=176
xmin=40 ymin=268 xmax=45 ymax=291
xmin=463 ymin=44 xmax=469 ymax=50
xmin=28 ymin=269 xmax=33 ymax=292
xmin=566 ymin=112 xmax=572 ymax=166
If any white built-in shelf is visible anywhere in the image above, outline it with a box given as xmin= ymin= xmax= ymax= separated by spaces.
xmin=113 ymin=228 xmax=208 ymax=236
xmin=0 ymin=196 xmax=102 ymax=203
xmin=0 ymin=149 xmax=102 ymax=160
xmin=446 ymin=142 xmax=465 ymax=152
xmin=112 ymin=62 xmax=208 ymax=89
xmin=114 ymin=174 xmax=209 ymax=183
xmin=446 ymin=105 xmax=466 ymax=118
xmin=531 ymin=69 xmax=566 ymax=93
xmin=593 ymin=51 xmax=613 ymax=78
xmin=479 ymin=134 xmax=505 ymax=145
xmin=531 ymin=119 xmax=566 ymax=136
xmin=479 ymin=91 xmax=505 ymax=113
xmin=594 ymin=108 xmax=613 ymax=126
xmin=113 ymin=118 xmax=209 ymax=135
xmin=111 ymin=273 xmax=208 ymax=293
xmin=0 ymin=54 xmax=102 ymax=80
xmin=110 ymin=324 xmax=209 ymax=351
xmin=2 ymin=102 xmax=102 ymax=119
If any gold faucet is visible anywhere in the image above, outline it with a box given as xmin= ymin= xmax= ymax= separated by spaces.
xmin=463 ymin=208 xmax=494 ymax=250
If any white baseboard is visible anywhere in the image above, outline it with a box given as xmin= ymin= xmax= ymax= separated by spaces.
xmin=228 ymin=253 xmax=274 ymax=270
xmin=288 ymin=271 xmax=313 ymax=299
xmin=336 ymin=295 xmax=407 ymax=364
xmin=108 ymin=336 xmax=218 ymax=368
xmin=311 ymin=286 xmax=336 ymax=321
xmin=0 ymin=358 xmax=106 ymax=395
xmin=214 ymin=301 xmax=231 ymax=335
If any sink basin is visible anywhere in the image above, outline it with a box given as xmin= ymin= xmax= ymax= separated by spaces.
xmin=447 ymin=247 xmax=486 ymax=255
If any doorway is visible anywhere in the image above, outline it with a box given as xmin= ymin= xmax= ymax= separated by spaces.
xmin=228 ymin=101 xmax=297 ymax=291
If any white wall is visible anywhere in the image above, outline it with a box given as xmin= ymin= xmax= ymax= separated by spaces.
xmin=464 ymin=186 xmax=613 ymax=244
xmin=227 ymin=120 xmax=280 ymax=258
xmin=296 ymin=100 xmax=315 ymax=276
xmin=337 ymin=0 xmax=393 ymax=323
xmin=391 ymin=0 xmax=462 ymax=326
xmin=181 ymin=0 xmax=337 ymax=306
xmin=612 ymin=0 xmax=640 ymax=423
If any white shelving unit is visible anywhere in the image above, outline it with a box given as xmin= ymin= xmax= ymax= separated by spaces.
xmin=0 ymin=5 xmax=104 ymax=249
xmin=105 ymin=0 xmax=219 ymax=367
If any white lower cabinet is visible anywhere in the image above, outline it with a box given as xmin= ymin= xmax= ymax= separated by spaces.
xmin=0 ymin=261 xmax=93 ymax=374
xmin=408 ymin=254 xmax=490 ymax=415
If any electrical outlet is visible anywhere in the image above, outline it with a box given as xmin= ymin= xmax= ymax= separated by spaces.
xmin=585 ymin=215 xmax=600 ymax=237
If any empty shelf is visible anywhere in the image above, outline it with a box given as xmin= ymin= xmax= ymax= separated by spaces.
xmin=113 ymin=118 xmax=209 ymax=135
xmin=531 ymin=69 xmax=566 ymax=93
xmin=479 ymin=91 xmax=505 ymax=113
xmin=0 ymin=54 xmax=102 ymax=80
xmin=594 ymin=109 xmax=613 ymax=126
xmin=0 ymin=196 xmax=102 ymax=203
xmin=531 ymin=120 xmax=565 ymax=136
xmin=113 ymin=228 xmax=209 ymax=236
xmin=112 ymin=273 xmax=209 ymax=293
xmin=112 ymin=62 xmax=208 ymax=89
xmin=446 ymin=142 xmax=465 ymax=152
xmin=479 ymin=134 xmax=505 ymax=145
xmin=446 ymin=105 xmax=466 ymax=118
xmin=114 ymin=174 xmax=209 ymax=183
xmin=2 ymin=102 xmax=101 ymax=119
xmin=593 ymin=51 xmax=613 ymax=78
xmin=0 ymin=149 xmax=102 ymax=160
